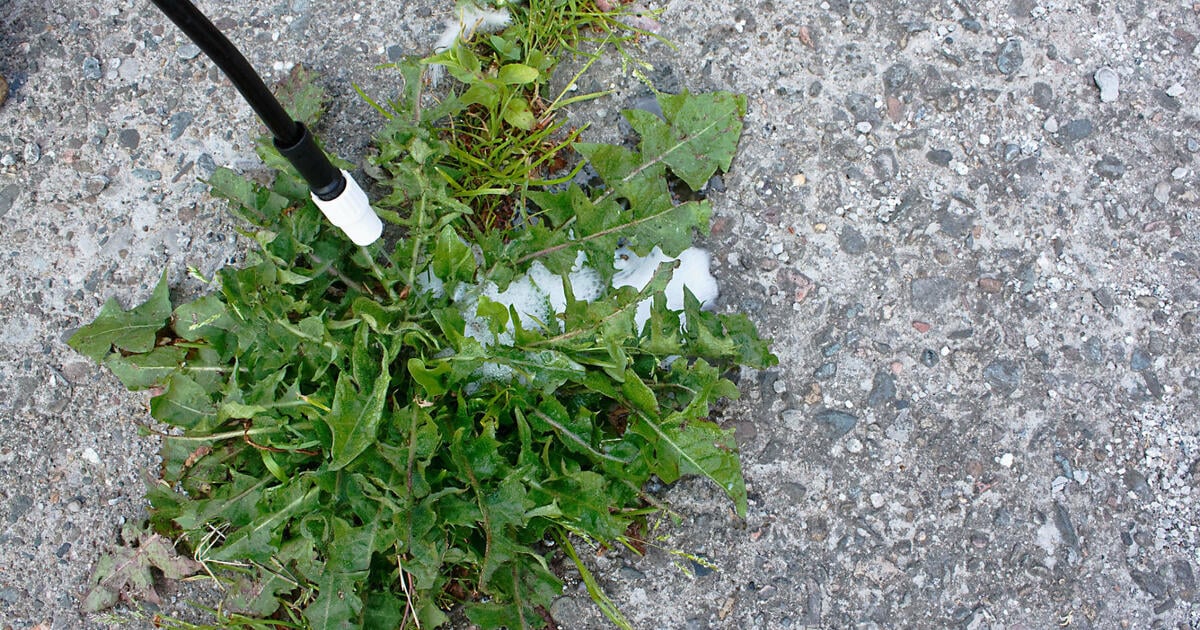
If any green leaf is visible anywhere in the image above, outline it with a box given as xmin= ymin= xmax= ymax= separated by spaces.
xmin=503 ymin=97 xmax=536 ymax=130
xmin=69 ymin=270 xmax=171 ymax=360
xmin=632 ymin=416 xmax=747 ymax=517
xmin=621 ymin=369 xmax=660 ymax=419
xmin=433 ymin=224 xmax=477 ymax=282
xmin=325 ymin=363 xmax=390 ymax=470
xmin=625 ymin=90 xmax=747 ymax=190
xmin=305 ymin=573 xmax=362 ymax=630
xmin=103 ymin=346 xmax=186 ymax=390
xmin=149 ymin=374 xmax=216 ymax=430
xmin=497 ymin=63 xmax=539 ymax=85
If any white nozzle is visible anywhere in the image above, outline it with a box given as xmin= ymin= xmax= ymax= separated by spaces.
xmin=311 ymin=170 xmax=383 ymax=246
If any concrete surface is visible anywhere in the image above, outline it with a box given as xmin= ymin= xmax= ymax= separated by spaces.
xmin=1 ymin=0 xmax=1198 ymax=628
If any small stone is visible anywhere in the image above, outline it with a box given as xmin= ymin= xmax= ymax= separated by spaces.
xmin=1060 ymin=118 xmax=1094 ymax=142
xmin=1165 ymin=83 xmax=1185 ymax=98
xmin=912 ymin=320 xmax=931 ymax=333
xmin=1172 ymin=167 xmax=1188 ymax=180
xmin=791 ymin=172 xmax=807 ymax=187
xmin=982 ymin=359 xmax=1022 ymax=395
xmin=844 ymin=437 xmax=864 ymax=453
xmin=168 ymin=111 xmax=194 ymax=140
xmin=813 ymin=362 xmax=838 ymax=380
xmin=1130 ymin=569 xmax=1168 ymax=600
xmin=1153 ymin=181 xmax=1171 ymax=204
xmin=1043 ymin=116 xmax=1059 ymax=133
xmin=960 ymin=18 xmax=981 ymax=33
xmin=1130 ymin=348 xmax=1152 ymax=371
xmin=1024 ymin=334 xmax=1040 ymax=349
xmin=85 ymin=175 xmax=110 ymax=196
xmin=83 ymin=56 xmax=102 ymax=80
xmin=869 ymin=493 xmax=885 ymax=508
xmin=773 ymin=379 xmax=788 ymax=394
xmin=22 ymin=142 xmax=39 ymax=165
xmin=1094 ymin=67 xmax=1120 ymax=102
xmin=1124 ymin=469 xmax=1153 ymax=499
xmin=386 ymin=44 xmax=405 ymax=63
xmin=132 ymin=168 xmax=162 ymax=181
xmin=178 ymin=43 xmax=203 ymax=60
xmin=839 ymin=226 xmax=867 ymax=255
xmin=1093 ymin=154 xmax=1125 ymax=180
xmin=81 ymin=447 xmax=101 ymax=465
xmin=996 ymin=39 xmax=1023 ymax=75
xmin=118 ymin=128 xmax=141 ymax=151
xmin=0 ymin=184 xmax=19 ymax=217
xmin=0 ymin=74 xmax=7 ymax=107
xmin=920 ymin=349 xmax=939 ymax=367
xmin=998 ymin=453 xmax=1014 ymax=468
xmin=977 ymin=277 xmax=1003 ymax=293
xmin=867 ymin=371 xmax=896 ymax=407
xmin=926 ymin=149 xmax=953 ymax=166
xmin=1186 ymin=137 xmax=1200 ymax=153
xmin=814 ymin=408 xmax=858 ymax=440
xmin=855 ymin=121 xmax=873 ymax=134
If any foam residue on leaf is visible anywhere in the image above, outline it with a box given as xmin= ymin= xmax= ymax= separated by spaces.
xmin=613 ymin=246 xmax=719 ymax=331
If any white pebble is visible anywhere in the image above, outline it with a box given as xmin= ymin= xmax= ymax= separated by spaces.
xmin=1094 ymin=67 xmax=1120 ymax=102
xmin=845 ymin=437 xmax=864 ymax=454
xmin=998 ymin=453 xmax=1015 ymax=468
xmin=1172 ymin=167 xmax=1188 ymax=180
xmin=1165 ymin=83 xmax=1185 ymax=98
xmin=856 ymin=121 xmax=873 ymax=134
xmin=82 ymin=447 xmax=101 ymax=465
xmin=1043 ymin=116 xmax=1059 ymax=133
xmin=869 ymin=493 xmax=885 ymax=508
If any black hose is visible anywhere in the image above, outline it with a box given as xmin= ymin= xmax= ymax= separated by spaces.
xmin=150 ymin=0 xmax=345 ymax=200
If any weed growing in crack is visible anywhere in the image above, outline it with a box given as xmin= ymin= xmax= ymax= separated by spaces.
xmin=73 ymin=3 xmax=774 ymax=628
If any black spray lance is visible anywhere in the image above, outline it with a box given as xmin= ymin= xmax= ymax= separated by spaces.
xmin=149 ymin=0 xmax=382 ymax=246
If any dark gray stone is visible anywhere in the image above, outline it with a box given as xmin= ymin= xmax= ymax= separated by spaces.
xmin=920 ymin=349 xmax=939 ymax=367
xmin=132 ymin=168 xmax=162 ymax=181
xmin=1031 ymin=82 xmax=1054 ymax=109
xmin=867 ymin=371 xmax=896 ymax=407
xmin=996 ymin=39 xmax=1023 ymax=75
xmin=1124 ymin=469 xmax=1153 ymax=500
xmin=118 ymin=128 xmax=140 ymax=151
xmin=1173 ymin=560 xmax=1196 ymax=601
xmin=1093 ymin=155 xmax=1125 ymax=180
xmin=7 ymin=494 xmax=32 ymax=523
xmin=911 ymin=276 xmax=958 ymax=311
xmin=814 ymin=409 xmax=858 ymax=440
xmin=982 ymin=359 xmax=1022 ymax=395
xmin=839 ymin=226 xmax=867 ymax=255
xmin=1053 ymin=502 xmax=1079 ymax=549
xmin=1060 ymin=118 xmax=1094 ymax=142
xmin=1130 ymin=569 xmax=1168 ymax=600
xmin=1130 ymin=348 xmax=1151 ymax=371
xmin=814 ymin=362 xmax=837 ymax=380
xmin=168 ymin=112 xmax=194 ymax=140
xmin=926 ymin=149 xmax=953 ymax=166
xmin=0 ymin=184 xmax=19 ymax=218
xmin=882 ymin=62 xmax=912 ymax=95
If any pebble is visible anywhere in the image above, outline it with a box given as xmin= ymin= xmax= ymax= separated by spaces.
xmin=813 ymin=362 xmax=837 ymax=380
xmin=1093 ymin=155 xmax=1125 ymax=180
xmin=82 ymin=57 xmax=102 ymax=80
xmin=998 ymin=453 xmax=1014 ymax=468
xmin=168 ymin=112 xmax=194 ymax=140
xmin=1130 ymin=348 xmax=1151 ymax=371
xmin=867 ymin=371 xmax=896 ymax=407
xmin=1043 ymin=117 xmax=1059 ymax=133
xmin=844 ymin=437 xmax=864 ymax=453
xmin=1165 ymin=83 xmax=1185 ymax=98
xmin=1172 ymin=167 xmax=1188 ymax=180
xmin=22 ymin=142 xmax=40 ymax=165
xmin=926 ymin=149 xmax=953 ymax=166
xmin=838 ymin=226 xmax=867 ymax=255
xmin=869 ymin=493 xmax=885 ymax=508
xmin=920 ymin=349 xmax=939 ymax=367
xmin=82 ymin=447 xmax=101 ymax=465
xmin=814 ymin=408 xmax=858 ymax=440
xmin=1186 ymin=137 xmax=1200 ymax=153
xmin=1094 ymin=67 xmax=1120 ymax=102
xmin=132 ymin=168 xmax=162 ymax=181
xmin=1059 ymin=118 xmax=1094 ymax=142
xmin=855 ymin=121 xmax=873 ymax=134
xmin=910 ymin=276 xmax=958 ymax=311
xmin=1153 ymin=181 xmax=1170 ymax=204
xmin=982 ymin=359 xmax=1022 ymax=395
xmin=996 ymin=39 xmax=1023 ymax=75
xmin=178 ymin=43 xmax=203 ymax=60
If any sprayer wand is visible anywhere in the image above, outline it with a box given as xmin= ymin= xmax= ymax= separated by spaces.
xmin=149 ymin=0 xmax=382 ymax=246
